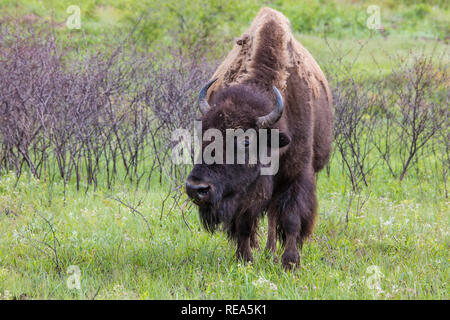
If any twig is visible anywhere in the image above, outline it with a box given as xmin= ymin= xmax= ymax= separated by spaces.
xmin=109 ymin=195 xmax=154 ymax=239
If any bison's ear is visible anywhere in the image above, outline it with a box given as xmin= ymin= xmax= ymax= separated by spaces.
xmin=267 ymin=130 xmax=291 ymax=148
xmin=278 ymin=132 xmax=291 ymax=148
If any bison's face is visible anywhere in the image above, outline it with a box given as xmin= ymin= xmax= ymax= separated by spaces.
xmin=186 ymin=82 xmax=290 ymax=231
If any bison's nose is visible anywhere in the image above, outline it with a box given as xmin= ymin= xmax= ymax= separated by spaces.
xmin=186 ymin=180 xmax=211 ymax=203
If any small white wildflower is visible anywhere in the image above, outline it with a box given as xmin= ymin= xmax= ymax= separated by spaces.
xmin=3 ymin=290 xmax=11 ymax=300
xmin=12 ymin=229 xmax=20 ymax=241
xmin=252 ymin=276 xmax=277 ymax=291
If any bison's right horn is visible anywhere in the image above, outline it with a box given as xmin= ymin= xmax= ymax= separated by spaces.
xmin=198 ymin=78 xmax=218 ymax=115
xmin=257 ymin=86 xmax=284 ymax=128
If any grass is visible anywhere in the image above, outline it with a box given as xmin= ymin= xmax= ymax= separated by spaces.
xmin=1 ymin=0 xmax=449 ymax=46
xmin=0 ymin=152 xmax=447 ymax=299
xmin=2 ymin=0 xmax=448 ymax=77
xmin=0 ymin=0 xmax=448 ymax=300
xmin=8 ymin=1 xmax=450 ymax=32
xmin=299 ymin=34 xmax=450 ymax=78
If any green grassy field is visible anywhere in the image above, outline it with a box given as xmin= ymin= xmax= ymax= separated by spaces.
xmin=0 ymin=153 xmax=447 ymax=299
xmin=0 ymin=0 xmax=448 ymax=300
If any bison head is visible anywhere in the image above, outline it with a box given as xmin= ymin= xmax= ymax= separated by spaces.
xmin=186 ymin=79 xmax=291 ymax=232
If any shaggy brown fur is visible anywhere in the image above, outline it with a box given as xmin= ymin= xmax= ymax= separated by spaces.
xmin=186 ymin=7 xmax=333 ymax=269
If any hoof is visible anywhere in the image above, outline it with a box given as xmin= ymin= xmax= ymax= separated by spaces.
xmin=236 ymin=251 xmax=253 ymax=264
xmin=281 ymin=251 xmax=300 ymax=271
xmin=250 ymin=237 xmax=260 ymax=249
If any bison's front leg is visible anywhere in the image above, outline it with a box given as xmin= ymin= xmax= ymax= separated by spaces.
xmin=236 ymin=235 xmax=252 ymax=263
xmin=278 ymin=176 xmax=317 ymax=270
xmin=234 ymin=211 xmax=257 ymax=263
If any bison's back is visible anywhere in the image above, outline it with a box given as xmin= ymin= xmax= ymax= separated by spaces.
xmin=288 ymin=37 xmax=333 ymax=173
xmin=209 ymin=7 xmax=333 ymax=172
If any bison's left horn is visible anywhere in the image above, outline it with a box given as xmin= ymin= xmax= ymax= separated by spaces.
xmin=257 ymin=86 xmax=284 ymax=128
xmin=198 ymin=78 xmax=218 ymax=115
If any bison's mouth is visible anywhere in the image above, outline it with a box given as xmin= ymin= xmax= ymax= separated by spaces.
xmin=191 ymin=188 xmax=210 ymax=206
xmin=196 ymin=189 xmax=240 ymax=232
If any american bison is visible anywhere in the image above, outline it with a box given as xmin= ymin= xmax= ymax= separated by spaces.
xmin=185 ymin=7 xmax=333 ymax=269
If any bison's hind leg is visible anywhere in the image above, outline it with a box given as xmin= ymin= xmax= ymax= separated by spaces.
xmin=250 ymin=230 xmax=260 ymax=249
xmin=264 ymin=208 xmax=278 ymax=258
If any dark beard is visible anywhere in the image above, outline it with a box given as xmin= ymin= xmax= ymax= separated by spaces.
xmin=198 ymin=191 xmax=238 ymax=233
xmin=197 ymin=176 xmax=273 ymax=235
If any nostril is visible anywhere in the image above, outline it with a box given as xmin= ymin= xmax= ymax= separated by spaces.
xmin=197 ymin=185 xmax=210 ymax=196
xmin=186 ymin=181 xmax=211 ymax=201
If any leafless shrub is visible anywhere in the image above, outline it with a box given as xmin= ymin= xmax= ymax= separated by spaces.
xmin=372 ymin=51 xmax=449 ymax=181
xmin=437 ymin=128 xmax=449 ymax=198
xmin=324 ymin=39 xmax=380 ymax=192
xmin=0 ymin=19 xmax=215 ymax=200
xmin=324 ymin=34 xmax=448 ymax=193
xmin=331 ymin=74 xmax=380 ymax=191
xmin=146 ymin=48 xmax=216 ymax=185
